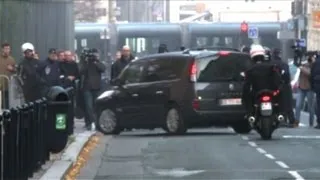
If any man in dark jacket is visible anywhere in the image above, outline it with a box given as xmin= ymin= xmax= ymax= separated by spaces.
xmin=111 ymin=45 xmax=134 ymax=80
xmin=60 ymin=50 xmax=79 ymax=88
xmin=18 ymin=43 xmax=47 ymax=102
xmin=80 ymin=48 xmax=106 ymax=130
xmin=311 ymin=56 xmax=320 ymax=129
xmin=38 ymin=48 xmax=63 ymax=87
xmin=271 ymin=48 xmax=297 ymax=127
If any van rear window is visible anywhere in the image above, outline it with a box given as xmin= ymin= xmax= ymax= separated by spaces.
xmin=196 ymin=54 xmax=252 ymax=82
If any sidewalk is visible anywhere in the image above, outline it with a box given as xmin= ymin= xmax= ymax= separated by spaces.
xmin=29 ymin=118 xmax=96 ymax=180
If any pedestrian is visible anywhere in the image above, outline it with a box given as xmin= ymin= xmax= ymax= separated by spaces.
xmin=79 ymin=48 xmax=106 ymax=130
xmin=294 ymin=55 xmax=316 ymax=127
xmin=60 ymin=50 xmax=79 ymax=88
xmin=38 ymin=48 xmax=63 ymax=87
xmin=110 ymin=45 xmax=134 ymax=80
xmin=0 ymin=43 xmax=16 ymax=108
xmin=18 ymin=42 xmax=46 ymax=102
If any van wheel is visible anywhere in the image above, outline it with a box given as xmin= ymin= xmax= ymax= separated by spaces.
xmin=97 ymin=109 xmax=122 ymax=135
xmin=163 ymin=106 xmax=187 ymax=135
xmin=232 ymin=121 xmax=252 ymax=134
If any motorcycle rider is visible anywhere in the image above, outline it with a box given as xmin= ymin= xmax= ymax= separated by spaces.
xmin=242 ymin=44 xmax=284 ymax=118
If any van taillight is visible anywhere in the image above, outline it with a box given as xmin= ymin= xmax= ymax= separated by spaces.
xmin=190 ymin=61 xmax=197 ymax=82
xmin=219 ymin=51 xmax=230 ymax=56
xmin=192 ymin=99 xmax=199 ymax=110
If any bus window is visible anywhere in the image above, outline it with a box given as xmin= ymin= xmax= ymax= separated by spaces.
xmin=81 ymin=39 xmax=87 ymax=47
xmin=74 ymin=39 xmax=77 ymax=50
xmin=225 ymin=37 xmax=233 ymax=48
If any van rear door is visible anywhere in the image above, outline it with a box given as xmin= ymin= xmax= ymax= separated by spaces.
xmin=193 ymin=52 xmax=252 ymax=111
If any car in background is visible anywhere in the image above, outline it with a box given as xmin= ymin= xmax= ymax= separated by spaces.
xmin=95 ymin=48 xmax=253 ymax=135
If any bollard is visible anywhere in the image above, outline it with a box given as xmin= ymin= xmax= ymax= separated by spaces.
xmin=9 ymin=107 xmax=19 ymax=180
xmin=46 ymin=86 xmax=71 ymax=153
xmin=2 ymin=110 xmax=10 ymax=180
xmin=65 ymin=87 xmax=74 ymax=135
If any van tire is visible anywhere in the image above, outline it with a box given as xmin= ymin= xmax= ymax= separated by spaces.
xmin=163 ymin=106 xmax=187 ymax=135
xmin=97 ymin=109 xmax=122 ymax=135
xmin=232 ymin=121 xmax=252 ymax=134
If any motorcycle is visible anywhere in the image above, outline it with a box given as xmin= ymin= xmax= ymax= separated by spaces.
xmin=247 ymin=89 xmax=285 ymax=140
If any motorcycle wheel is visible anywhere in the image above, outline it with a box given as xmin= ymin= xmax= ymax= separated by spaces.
xmin=259 ymin=117 xmax=273 ymax=140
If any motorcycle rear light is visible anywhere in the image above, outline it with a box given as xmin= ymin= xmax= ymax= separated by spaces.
xmin=192 ymin=99 xmax=199 ymax=110
xmin=261 ymin=96 xmax=271 ymax=102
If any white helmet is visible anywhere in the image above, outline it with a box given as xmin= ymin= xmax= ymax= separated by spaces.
xmin=21 ymin=42 xmax=34 ymax=52
xmin=249 ymin=44 xmax=265 ymax=58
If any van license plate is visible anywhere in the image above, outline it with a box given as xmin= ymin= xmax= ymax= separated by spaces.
xmin=220 ymin=98 xmax=242 ymax=105
xmin=261 ymin=102 xmax=272 ymax=110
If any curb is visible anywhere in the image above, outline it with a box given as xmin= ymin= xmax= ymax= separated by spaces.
xmin=39 ymin=131 xmax=96 ymax=180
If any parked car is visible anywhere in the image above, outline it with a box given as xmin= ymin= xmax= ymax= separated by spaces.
xmin=95 ymin=49 xmax=253 ymax=135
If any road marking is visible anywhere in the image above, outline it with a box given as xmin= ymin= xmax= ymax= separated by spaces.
xmin=275 ymin=161 xmax=289 ymax=169
xmin=256 ymin=147 xmax=266 ymax=154
xmin=248 ymin=141 xmax=257 ymax=147
xmin=241 ymin=136 xmax=249 ymax=140
xmin=299 ymin=123 xmax=306 ymax=127
xmin=288 ymin=171 xmax=305 ymax=180
xmin=283 ymin=135 xmax=320 ymax=139
xmin=265 ymin=154 xmax=275 ymax=160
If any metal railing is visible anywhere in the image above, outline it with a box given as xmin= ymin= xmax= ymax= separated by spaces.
xmin=0 ymin=99 xmax=48 ymax=180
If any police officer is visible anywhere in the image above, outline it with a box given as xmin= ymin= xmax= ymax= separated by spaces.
xmin=38 ymin=48 xmax=63 ymax=87
xmin=270 ymin=48 xmax=297 ymax=127
xmin=242 ymin=44 xmax=283 ymax=117
xmin=18 ymin=42 xmax=47 ymax=102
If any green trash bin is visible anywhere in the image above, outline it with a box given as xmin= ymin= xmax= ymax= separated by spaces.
xmin=46 ymin=86 xmax=71 ymax=153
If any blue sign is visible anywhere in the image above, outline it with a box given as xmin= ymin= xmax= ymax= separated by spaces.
xmin=296 ymin=39 xmax=306 ymax=47
xmin=248 ymin=27 xmax=259 ymax=39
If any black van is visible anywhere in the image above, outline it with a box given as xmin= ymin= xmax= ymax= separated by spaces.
xmin=95 ymin=49 xmax=253 ymax=135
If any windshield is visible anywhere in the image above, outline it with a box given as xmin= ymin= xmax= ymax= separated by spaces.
xmin=196 ymin=54 xmax=252 ymax=82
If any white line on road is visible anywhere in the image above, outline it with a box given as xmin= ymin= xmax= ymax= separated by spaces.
xmin=248 ymin=141 xmax=257 ymax=147
xmin=241 ymin=136 xmax=249 ymax=140
xmin=275 ymin=161 xmax=289 ymax=169
xmin=265 ymin=154 xmax=275 ymax=160
xmin=256 ymin=147 xmax=266 ymax=154
xmin=288 ymin=171 xmax=305 ymax=180
xmin=282 ymin=135 xmax=320 ymax=139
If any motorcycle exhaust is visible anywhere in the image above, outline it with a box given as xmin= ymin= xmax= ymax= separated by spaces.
xmin=248 ymin=116 xmax=255 ymax=123
xmin=277 ymin=115 xmax=285 ymax=122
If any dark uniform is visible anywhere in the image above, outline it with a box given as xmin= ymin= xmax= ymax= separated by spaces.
xmin=271 ymin=50 xmax=296 ymax=126
xmin=38 ymin=58 xmax=62 ymax=87
xmin=311 ymin=57 xmax=320 ymax=128
xmin=18 ymin=55 xmax=47 ymax=102
xmin=242 ymin=62 xmax=283 ymax=115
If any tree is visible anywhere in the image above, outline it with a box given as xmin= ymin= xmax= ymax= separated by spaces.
xmin=74 ymin=0 xmax=104 ymax=22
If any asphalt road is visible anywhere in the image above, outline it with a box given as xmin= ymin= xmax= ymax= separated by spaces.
xmin=78 ymin=112 xmax=320 ymax=180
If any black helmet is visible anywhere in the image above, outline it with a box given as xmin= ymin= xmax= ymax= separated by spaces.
xmin=241 ymin=46 xmax=250 ymax=54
